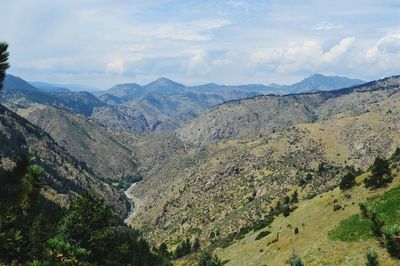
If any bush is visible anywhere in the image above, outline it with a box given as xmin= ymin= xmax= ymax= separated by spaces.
xmin=383 ymin=225 xmax=400 ymax=258
xmin=339 ymin=172 xmax=356 ymax=190
xmin=286 ymin=250 xmax=304 ymax=266
xmin=294 ymin=227 xmax=299 ymax=235
xmin=365 ymin=250 xmax=379 ymax=266
xmin=283 ymin=204 xmax=291 ymax=217
xmin=255 ymin=231 xmax=271 ymax=240
xmin=197 ymin=251 xmax=222 ymax=266
xmin=333 ymin=204 xmax=342 ymax=211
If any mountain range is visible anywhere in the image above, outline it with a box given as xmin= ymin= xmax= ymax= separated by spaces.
xmin=4 ymin=72 xmax=393 ymax=265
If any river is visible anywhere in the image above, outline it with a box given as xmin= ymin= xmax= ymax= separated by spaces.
xmin=123 ymin=182 xmax=142 ymax=225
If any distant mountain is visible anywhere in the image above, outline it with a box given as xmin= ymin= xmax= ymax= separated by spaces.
xmin=1 ymin=75 xmax=162 ymax=135
xmin=2 ymin=75 xmax=106 ymax=116
xmin=285 ymin=74 xmax=365 ymax=93
xmin=30 ymin=81 xmax=71 ymax=93
xmin=29 ymin=80 xmax=98 ymax=92
xmin=177 ymin=76 xmax=394 ymax=145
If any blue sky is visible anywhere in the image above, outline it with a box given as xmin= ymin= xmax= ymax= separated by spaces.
xmin=1 ymin=0 xmax=399 ymax=89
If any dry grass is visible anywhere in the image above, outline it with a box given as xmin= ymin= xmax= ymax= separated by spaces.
xmin=217 ymin=170 xmax=400 ymax=265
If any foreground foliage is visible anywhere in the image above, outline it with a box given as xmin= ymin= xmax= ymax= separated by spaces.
xmin=0 ymin=154 xmax=170 ymax=265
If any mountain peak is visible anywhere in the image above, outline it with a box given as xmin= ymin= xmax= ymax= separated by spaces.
xmin=145 ymin=77 xmax=184 ymax=89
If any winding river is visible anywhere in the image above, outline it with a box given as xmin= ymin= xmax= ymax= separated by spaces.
xmin=123 ymin=183 xmax=142 ymax=225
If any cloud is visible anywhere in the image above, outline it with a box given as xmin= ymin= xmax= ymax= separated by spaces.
xmin=361 ymin=31 xmax=400 ymax=71
xmin=129 ymin=19 xmax=231 ymax=41
xmin=312 ymin=21 xmax=342 ymax=31
xmin=250 ymin=37 xmax=355 ymax=73
xmin=106 ymin=59 xmax=125 ymax=74
xmin=322 ymin=37 xmax=355 ymax=63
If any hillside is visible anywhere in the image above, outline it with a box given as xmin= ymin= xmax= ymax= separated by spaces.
xmin=177 ymin=76 xmax=398 ymax=145
xmin=130 ymin=76 xmax=400 ymax=248
xmin=8 ymin=104 xmax=139 ymax=181
xmin=216 ymin=158 xmax=400 ymax=265
xmin=0 ymin=104 xmax=128 ymax=216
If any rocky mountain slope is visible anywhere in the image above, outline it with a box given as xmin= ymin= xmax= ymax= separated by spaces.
xmin=130 ymin=76 xmax=400 ymax=247
xmin=7 ymin=104 xmax=139 ymax=181
xmin=177 ymin=77 xmax=396 ymax=145
xmin=0 ymin=104 xmax=128 ymax=216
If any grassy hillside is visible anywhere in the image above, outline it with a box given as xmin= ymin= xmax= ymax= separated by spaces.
xmin=130 ymin=77 xmax=400 ymax=251
xmin=216 ymin=158 xmax=400 ymax=265
xmin=132 ymin=108 xmax=400 ymax=246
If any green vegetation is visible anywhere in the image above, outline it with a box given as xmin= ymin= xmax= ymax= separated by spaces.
xmin=255 ymin=230 xmax=271 ymax=240
xmin=339 ymin=172 xmax=356 ymax=190
xmin=365 ymin=250 xmax=379 ymax=266
xmin=197 ymin=250 xmax=222 ymax=266
xmin=286 ymin=250 xmax=304 ymax=266
xmin=0 ymin=154 xmax=169 ymax=265
xmin=329 ymin=214 xmax=374 ymax=241
xmin=365 ymin=157 xmax=392 ymax=188
xmin=0 ymin=41 xmax=9 ymax=90
xmin=331 ymin=179 xmax=400 ymax=260
xmin=383 ymin=225 xmax=400 ymax=258
xmin=114 ymin=173 xmax=143 ymax=190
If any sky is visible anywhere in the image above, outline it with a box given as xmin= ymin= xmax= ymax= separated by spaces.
xmin=1 ymin=0 xmax=399 ymax=89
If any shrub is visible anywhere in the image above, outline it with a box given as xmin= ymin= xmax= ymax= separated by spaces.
xmin=291 ymin=191 xmax=299 ymax=204
xmin=255 ymin=231 xmax=271 ymax=240
xmin=383 ymin=225 xmax=400 ymax=258
xmin=365 ymin=250 xmax=379 ymax=266
xmin=339 ymin=172 xmax=356 ymax=190
xmin=197 ymin=251 xmax=222 ymax=266
xmin=333 ymin=204 xmax=342 ymax=211
xmin=286 ymin=250 xmax=304 ymax=266
xmin=294 ymin=227 xmax=299 ymax=235
xmin=283 ymin=205 xmax=291 ymax=217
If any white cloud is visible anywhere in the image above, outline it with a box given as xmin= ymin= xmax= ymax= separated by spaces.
xmin=361 ymin=31 xmax=400 ymax=71
xmin=106 ymin=58 xmax=125 ymax=74
xmin=322 ymin=37 xmax=355 ymax=63
xmin=211 ymin=58 xmax=233 ymax=66
xmin=250 ymin=37 xmax=355 ymax=73
xmin=128 ymin=19 xmax=231 ymax=42
xmin=312 ymin=21 xmax=342 ymax=31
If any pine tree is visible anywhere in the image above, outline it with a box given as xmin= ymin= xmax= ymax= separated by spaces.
xmin=365 ymin=157 xmax=392 ymax=188
xmin=0 ymin=42 xmax=9 ymax=91
xmin=197 ymin=250 xmax=222 ymax=266
xmin=291 ymin=190 xmax=299 ymax=203
xmin=339 ymin=172 xmax=356 ymax=190
xmin=192 ymin=237 xmax=201 ymax=252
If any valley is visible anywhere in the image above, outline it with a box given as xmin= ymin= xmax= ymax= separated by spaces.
xmin=1 ymin=72 xmax=399 ymax=265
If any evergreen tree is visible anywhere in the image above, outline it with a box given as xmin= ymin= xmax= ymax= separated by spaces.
xmin=291 ymin=190 xmax=299 ymax=203
xmin=159 ymin=242 xmax=170 ymax=258
xmin=0 ymin=41 xmax=9 ymax=91
xmin=197 ymin=250 xmax=222 ymax=266
xmin=339 ymin=172 xmax=356 ymax=190
xmin=365 ymin=157 xmax=392 ymax=188
xmin=192 ymin=237 xmax=201 ymax=252
xmin=0 ymin=154 xmax=44 ymax=262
